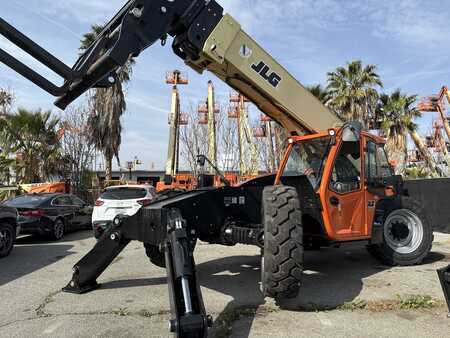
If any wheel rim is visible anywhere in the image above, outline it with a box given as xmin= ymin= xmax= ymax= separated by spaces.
xmin=384 ymin=209 xmax=424 ymax=254
xmin=0 ymin=228 xmax=12 ymax=252
xmin=54 ymin=221 xmax=64 ymax=239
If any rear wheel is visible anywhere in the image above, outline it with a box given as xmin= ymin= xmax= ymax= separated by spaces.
xmin=50 ymin=219 xmax=65 ymax=241
xmin=144 ymin=243 xmax=166 ymax=268
xmin=261 ymin=185 xmax=303 ymax=300
xmin=144 ymin=239 xmax=197 ymax=268
xmin=367 ymin=196 xmax=432 ymax=266
xmin=0 ymin=223 xmax=15 ymax=258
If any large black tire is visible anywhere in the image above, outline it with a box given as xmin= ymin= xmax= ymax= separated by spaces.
xmin=144 ymin=239 xmax=197 ymax=268
xmin=261 ymin=185 xmax=303 ymax=299
xmin=49 ymin=219 xmax=65 ymax=241
xmin=144 ymin=243 xmax=166 ymax=268
xmin=367 ymin=196 xmax=433 ymax=266
xmin=0 ymin=222 xmax=15 ymax=258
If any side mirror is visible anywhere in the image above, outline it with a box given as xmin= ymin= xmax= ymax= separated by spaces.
xmin=342 ymin=122 xmax=362 ymax=142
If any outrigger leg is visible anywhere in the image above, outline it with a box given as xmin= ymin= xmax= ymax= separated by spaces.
xmin=62 ymin=209 xmax=211 ymax=337
xmin=165 ymin=210 xmax=212 ymax=337
xmin=63 ymin=216 xmax=131 ymax=294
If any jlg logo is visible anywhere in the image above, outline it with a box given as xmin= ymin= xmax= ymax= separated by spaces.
xmin=251 ymin=61 xmax=282 ymax=88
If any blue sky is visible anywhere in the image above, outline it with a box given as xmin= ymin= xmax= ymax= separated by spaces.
xmin=1 ymin=0 xmax=449 ymax=170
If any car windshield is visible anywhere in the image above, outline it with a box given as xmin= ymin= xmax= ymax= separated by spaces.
xmin=5 ymin=194 xmax=50 ymax=207
xmin=100 ymin=187 xmax=147 ymax=200
xmin=282 ymin=136 xmax=332 ymax=189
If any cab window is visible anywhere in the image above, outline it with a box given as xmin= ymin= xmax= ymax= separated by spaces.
xmin=329 ymin=141 xmax=361 ymax=193
xmin=377 ymin=146 xmax=393 ymax=178
xmin=365 ymin=141 xmax=392 ymax=179
xmin=365 ymin=141 xmax=378 ymax=179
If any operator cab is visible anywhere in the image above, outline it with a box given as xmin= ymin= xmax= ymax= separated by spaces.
xmin=276 ymin=123 xmax=396 ymax=243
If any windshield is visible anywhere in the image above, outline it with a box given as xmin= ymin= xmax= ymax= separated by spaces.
xmin=100 ymin=187 xmax=147 ymax=200
xmin=282 ymin=136 xmax=332 ymax=188
xmin=5 ymin=195 xmax=50 ymax=208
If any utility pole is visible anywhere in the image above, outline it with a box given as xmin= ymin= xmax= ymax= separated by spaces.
xmin=165 ymin=70 xmax=188 ymax=184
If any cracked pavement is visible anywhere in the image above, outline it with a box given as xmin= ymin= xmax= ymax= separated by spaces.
xmin=0 ymin=230 xmax=449 ymax=337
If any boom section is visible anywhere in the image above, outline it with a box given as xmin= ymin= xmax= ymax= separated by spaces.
xmin=185 ymin=14 xmax=342 ymax=135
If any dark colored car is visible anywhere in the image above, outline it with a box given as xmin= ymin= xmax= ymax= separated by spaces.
xmin=4 ymin=193 xmax=92 ymax=240
xmin=0 ymin=205 xmax=18 ymax=258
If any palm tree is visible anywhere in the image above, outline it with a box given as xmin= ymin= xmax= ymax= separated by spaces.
xmin=0 ymin=88 xmax=13 ymax=116
xmin=0 ymin=151 xmax=14 ymax=185
xmin=377 ymin=90 xmax=440 ymax=176
xmin=306 ymin=84 xmax=330 ymax=104
xmin=0 ymin=108 xmax=60 ymax=182
xmin=80 ymin=25 xmax=134 ymax=180
xmin=327 ymin=60 xmax=383 ymax=126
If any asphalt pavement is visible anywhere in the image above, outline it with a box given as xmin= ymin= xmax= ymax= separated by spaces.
xmin=1 ymin=231 xmax=449 ymax=338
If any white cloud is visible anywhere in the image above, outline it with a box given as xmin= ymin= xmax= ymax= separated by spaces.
xmin=37 ymin=0 xmax=125 ymax=26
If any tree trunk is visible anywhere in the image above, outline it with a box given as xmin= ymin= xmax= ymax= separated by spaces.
xmin=104 ymin=152 xmax=113 ymax=181
xmin=385 ymin=138 xmax=406 ymax=176
xmin=409 ymin=130 xmax=441 ymax=176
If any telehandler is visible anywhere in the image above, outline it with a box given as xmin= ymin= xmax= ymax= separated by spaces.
xmin=0 ymin=1 xmax=449 ymax=336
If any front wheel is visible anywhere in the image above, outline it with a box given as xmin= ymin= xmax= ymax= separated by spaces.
xmin=0 ymin=223 xmax=15 ymax=258
xmin=261 ymin=185 xmax=303 ymax=300
xmin=367 ymin=197 xmax=433 ymax=266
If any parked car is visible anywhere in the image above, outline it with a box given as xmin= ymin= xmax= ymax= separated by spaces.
xmin=0 ymin=204 xmax=19 ymax=258
xmin=92 ymin=185 xmax=156 ymax=238
xmin=4 ymin=193 xmax=92 ymax=241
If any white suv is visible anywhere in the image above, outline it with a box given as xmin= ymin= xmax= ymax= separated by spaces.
xmin=92 ymin=185 xmax=156 ymax=238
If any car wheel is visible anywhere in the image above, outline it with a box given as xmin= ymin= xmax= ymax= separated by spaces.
xmin=50 ymin=219 xmax=65 ymax=241
xmin=0 ymin=223 xmax=15 ymax=258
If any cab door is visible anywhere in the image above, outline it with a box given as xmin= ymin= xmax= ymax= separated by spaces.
xmin=363 ymin=139 xmax=396 ymax=235
xmin=324 ymin=138 xmax=368 ymax=240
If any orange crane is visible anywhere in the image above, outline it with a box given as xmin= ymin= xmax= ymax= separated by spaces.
xmin=425 ymin=120 xmax=449 ymax=164
xmin=229 ymin=93 xmax=258 ymax=179
xmin=197 ymin=80 xmax=219 ymax=170
xmin=418 ymin=86 xmax=450 ymax=143
xmin=156 ymin=70 xmax=193 ymax=192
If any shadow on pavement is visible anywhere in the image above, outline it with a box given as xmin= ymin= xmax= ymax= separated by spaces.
xmin=0 ymin=231 xmax=94 ymax=286
xmin=100 ymin=277 xmax=167 ymax=290
xmin=16 ymin=229 xmax=94 ymax=245
xmin=198 ymin=255 xmax=263 ymax=338
xmin=0 ymin=242 xmax=74 ymax=286
xmin=195 ymin=245 xmax=447 ymax=337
